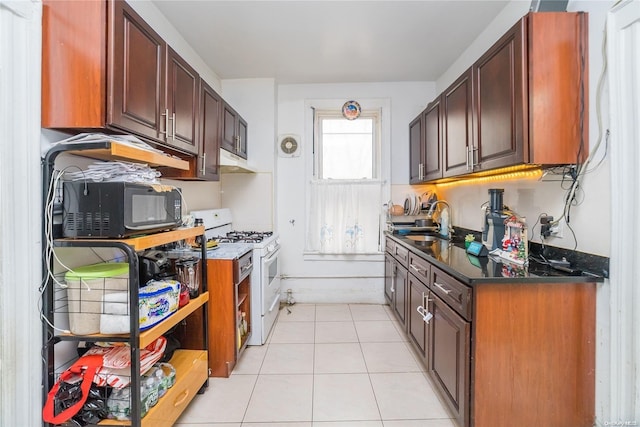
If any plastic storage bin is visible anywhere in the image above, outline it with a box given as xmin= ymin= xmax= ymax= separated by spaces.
xmin=64 ymin=262 xmax=129 ymax=335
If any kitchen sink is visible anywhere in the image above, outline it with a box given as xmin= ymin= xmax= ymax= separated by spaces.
xmin=406 ymin=234 xmax=443 ymax=242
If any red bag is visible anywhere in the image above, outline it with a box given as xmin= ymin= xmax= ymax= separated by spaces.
xmin=42 ymin=354 xmax=103 ymax=424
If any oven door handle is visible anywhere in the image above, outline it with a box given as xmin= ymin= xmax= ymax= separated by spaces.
xmin=264 ymin=247 xmax=281 ymax=262
xmin=268 ymin=293 xmax=280 ymax=313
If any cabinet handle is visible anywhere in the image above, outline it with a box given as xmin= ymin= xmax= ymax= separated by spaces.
xmin=410 ymin=264 xmax=424 ymax=274
xmin=471 ymin=146 xmax=478 ymax=169
xmin=466 ymin=145 xmax=471 ymax=171
xmin=161 ymin=109 xmax=169 ymax=136
xmin=241 ymin=262 xmax=253 ymax=273
xmin=391 ymin=264 xmax=396 ymax=293
xmin=433 ymin=281 xmax=451 ymax=294
xmin=200 ymin=153 xmax=206 ymax=175
xmin=171 ymin=112 xmax=176 ymax=140
xmin=173 ymin=389 xmax=190 ymax=407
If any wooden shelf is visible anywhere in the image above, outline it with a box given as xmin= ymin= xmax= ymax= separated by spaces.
xmin=58 ymin=292 xmax=209 ymax=347
xmin=56 ymin=226 xmax=204 ymax=252
xmin=140 ymin=292 xmax=208 ymax=348
xmin=68 ymin=141 xmax=189 ymax=170
xmin=98 ymin=349 xmax=208 ymax=427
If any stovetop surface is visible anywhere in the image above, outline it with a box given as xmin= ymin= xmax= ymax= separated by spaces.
xmin=214 ymin=230 xmax=274 ymax=243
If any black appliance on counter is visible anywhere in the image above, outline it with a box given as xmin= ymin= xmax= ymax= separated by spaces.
xmin=138 ymin=249 xmax=174 ymax=286
xmin=481 ymin=189 xmax=509 ymax=251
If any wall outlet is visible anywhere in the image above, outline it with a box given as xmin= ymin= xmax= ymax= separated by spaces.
xmin=540 ymin=215 xmax=554 ymax=238
xmin=549 ymin=222 xmax=563 ymax=238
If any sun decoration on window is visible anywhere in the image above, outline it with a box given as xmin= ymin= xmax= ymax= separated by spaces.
xmin=342 ymin=100 xmax=361 ymax=120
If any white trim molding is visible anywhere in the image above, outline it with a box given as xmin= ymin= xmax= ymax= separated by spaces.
xmin=604 ymin=0 xmax=640 ymax=425
xmin=0 ymin=1 xmax=43 ymax=426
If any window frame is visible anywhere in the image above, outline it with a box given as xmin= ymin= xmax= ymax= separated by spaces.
xmin=313 ymin=109 xmax=382 ymax=181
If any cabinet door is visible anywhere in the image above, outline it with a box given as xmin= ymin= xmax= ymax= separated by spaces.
xmin=392 ymin=264 xmax=408 ymax=329
xmin=408 ymin=275 xmax=430 ymax=365
xmin=442 ymin=69 xmax=474 ymax=177
xmin=198 ymin=81 xmax=222 ymax=180
xmin=222 ymin=103 xmax=238 ymax=153
xmin=109 ymin=0 xmax=165 ymax=141
xmin=409 ymin=113 xmax=424 ymax=184
xmin=237 ymin=116 xmax=248 ymax=159
xmin=166 ymin=47 xmax=199 ymax=154
xmin=384 ymin=254 xmax=394 ymax=304
xmin=473 ymin=19 xmax=525 ymax=171
xmin=429 ymin=294 xmax=470 ymax=427
xmin=423 ymin=98 xmax=443 ymax=181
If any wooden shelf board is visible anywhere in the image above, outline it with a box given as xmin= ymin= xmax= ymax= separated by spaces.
xmin=98 ymin=349 xmax=208 ymax=426
xmin=68 ymin=141 xmax=189 ymax=170
xmin=57 ymin=292 xmax=208 ymax=347
xmin=56 ymin=226 xmax=205 ymax=252
xmin=140 ymin=292 xmax=208 ymax=348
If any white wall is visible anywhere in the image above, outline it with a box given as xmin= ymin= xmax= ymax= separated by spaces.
xmin=220 ymin=78 xmax=277 ymax=231
xmin=276 ymin=82 xmax=434 ymax=302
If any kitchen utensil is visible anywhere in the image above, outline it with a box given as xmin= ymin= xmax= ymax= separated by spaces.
xmin=414 ymin=218 xmax=434 ymax=228
xmin=175 ymin=257 xmax=201 ymax=298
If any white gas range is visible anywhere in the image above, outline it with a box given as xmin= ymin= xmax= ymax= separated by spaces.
xmin=190 ymin=208 xmax=281 ymax=346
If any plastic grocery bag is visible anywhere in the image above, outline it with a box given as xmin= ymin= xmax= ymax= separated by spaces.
xmin=84 ymin=336 xmax=167 ymax=389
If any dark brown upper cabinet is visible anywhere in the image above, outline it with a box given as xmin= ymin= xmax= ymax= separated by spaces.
xmin=423 ymin=98 xmax=443 ymax=181
xmin=409 ymin=97 xmax=442 ymax=184
xmin=442 ymin=69 xmax=474 ymax=178
xmin=409 ymin=12 xmax=588 ymax=182
xmin=472 ymin=12 xmax=588 ymax=171
xmin=222 ymin=102 xmax=248 ymax=159
xmin=42 ymin=0 xmax=200 ymax=155
xmin=409 ymin=114 xmax=423 ymax=184
xmin=165 ymin=47 xmax=200 ymax=154
xmin=198 ymin=81 xmax=223 ymax=180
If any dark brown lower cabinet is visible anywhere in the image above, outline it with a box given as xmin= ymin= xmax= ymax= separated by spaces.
xmin=407 ymin=274 xmax=430 ymax=365
xmin=384 ymin=254 xmax=394 ymax=304
xmin=392 ymin=263 xmax=408 ymax=329
xmin=430 ymin=293 xmax=470 ymax=427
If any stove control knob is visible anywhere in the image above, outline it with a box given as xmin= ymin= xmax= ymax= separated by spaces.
xmin=267 ymin=244 xmax=276 ymax=252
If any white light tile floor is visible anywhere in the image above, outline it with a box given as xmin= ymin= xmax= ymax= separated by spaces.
xmin=175 ymin=304 xmax=455 ymax=427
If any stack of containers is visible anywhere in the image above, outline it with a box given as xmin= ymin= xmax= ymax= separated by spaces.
xmin=64 ymin=262 xmax=129 ymax=335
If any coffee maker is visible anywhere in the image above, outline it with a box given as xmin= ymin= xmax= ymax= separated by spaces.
xmin=482 ymin=189 xmax=508 ymax=251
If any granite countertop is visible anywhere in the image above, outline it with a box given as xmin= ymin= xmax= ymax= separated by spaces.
xmin=387 ymin=232 xmax=606 ymax=285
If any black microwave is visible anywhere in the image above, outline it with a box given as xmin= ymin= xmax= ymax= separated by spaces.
xmin=62 ymin=182 xmax=182 ymax=238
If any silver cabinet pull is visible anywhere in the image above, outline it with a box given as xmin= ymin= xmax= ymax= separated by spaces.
xmin=433 ymin=282 xmax=451 ymax=294
xmin=471 ymin=146 xmax=478 ymax=169
xmin=390 ymin=264 xmax=396 ymax=293
xmin=410 ymin=264 xmax=424 ymax=274
xmin=171 ymin=112 xmax=176 ymax=140
xmin=466 ymin=145 xmax=471 ymax=171
xmin=200 ymin=153 xmax=206 ymax=176
xmin=161 ymin=109 xmax=169 ymax=136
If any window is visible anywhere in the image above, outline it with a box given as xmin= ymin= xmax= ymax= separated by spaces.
xmin=317 ymin=113 xmax=378 ymax=180
xmin=306 ymin=109 xmax=383 ymax=254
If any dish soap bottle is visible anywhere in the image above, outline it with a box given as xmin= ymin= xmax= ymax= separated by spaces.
xmin=439 ymin=207 xmax=450 ymax=238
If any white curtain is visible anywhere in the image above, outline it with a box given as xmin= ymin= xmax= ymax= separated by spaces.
xmin=307 ymin=180 xmax=382 ymax=254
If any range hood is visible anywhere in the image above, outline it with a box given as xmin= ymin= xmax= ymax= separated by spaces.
xmin=219 ymin=148 xmax=257 ymax=174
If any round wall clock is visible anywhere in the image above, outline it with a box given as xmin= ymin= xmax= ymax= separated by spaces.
xmin=342 ymin=100 xmax=361 ymax=120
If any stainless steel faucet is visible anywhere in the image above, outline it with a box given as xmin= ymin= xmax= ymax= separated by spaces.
xmin=427 ymin=200 xmax=453 ymax=238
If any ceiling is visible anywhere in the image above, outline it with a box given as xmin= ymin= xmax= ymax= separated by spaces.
xmin=151 ymin=1 xmax=512 ymax=84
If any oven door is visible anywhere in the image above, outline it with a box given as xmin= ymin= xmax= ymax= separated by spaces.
xmin=262 ymin=247 xmax=281 ymax=339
